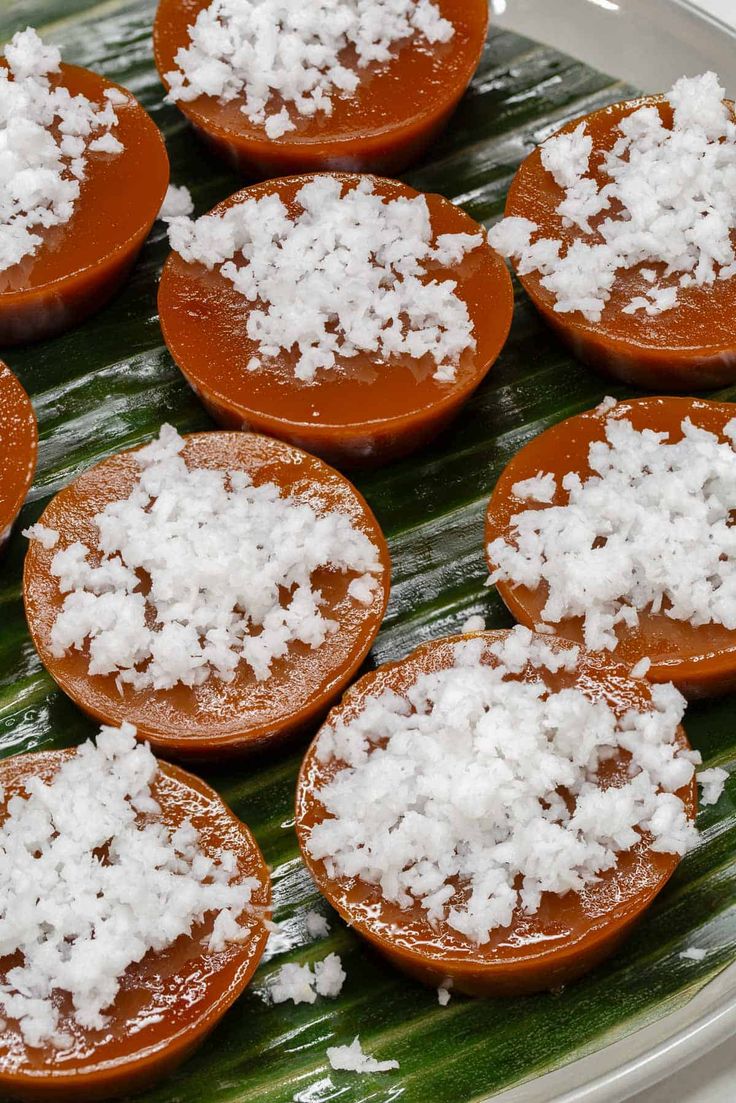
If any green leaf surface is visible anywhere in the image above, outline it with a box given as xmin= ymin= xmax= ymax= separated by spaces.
xmin=1 ymin=5 xmax=735 ymax=1101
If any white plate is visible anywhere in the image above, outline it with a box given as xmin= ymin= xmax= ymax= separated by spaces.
xmin=492 ymin=0 xmax=736 ymax=96
xmin=483 ymin=1 xmax=736 ymax=1099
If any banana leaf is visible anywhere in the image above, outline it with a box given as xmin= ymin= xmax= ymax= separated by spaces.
xmin=0 ymin=3 xmax=734 ymax=1101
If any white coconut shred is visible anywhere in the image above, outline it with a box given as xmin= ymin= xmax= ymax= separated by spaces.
xmin=680 ymin=947 xmax=707 ymax=961
xmin=157 ymin=182 xmax=194 ymax=222
xmin=306 ymin=627 xmax=698 ymax=946
xmin=267 ymin=952 xmax=345 ymax=1004
xmin=28 ymin=424 xmax=383 ymax=691
xmin=0 ymin=28 xmax=125 ymax=274
xmin=327 ymin=1034 xmax=399 ymax=1073
xmin=489 ymin=72 xmax=736 ymax=321
xmin=697 ymin=767 xmax=728 ymax=807
xmin=166 ymin=175 xmax=481 ymax=383
xmin=488 ymin=410 xmax=736 ymax=652
xmin=0 ymin=723 xmax=257 ymax=1049
xmin=305 ymin=909 xmax=330 ymax=939
xmin=164 ymin=0 xmax=454 ymax=139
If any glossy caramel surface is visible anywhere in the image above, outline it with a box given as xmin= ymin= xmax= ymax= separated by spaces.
xmin=0 ymin=63 xmax=168 ymax=300
xmin=153 ymin=0 xmax=488 ymax=174
xmin=0 ymin=364 xmax=37 ymax=542
xmin=0 ymin=749 xmax=270 ymax=1100
xmin=486 ymin=398 xmax=736 ymax=697
xmin=158 ymin=174 xmax=514 ymax=466
xmin=23 ymin=432 xmax=390 ymax=756
xmin=296 ymin=631 xmax=696 ymax=995
xmin=504 ymin=98 xmax=736 ymax=389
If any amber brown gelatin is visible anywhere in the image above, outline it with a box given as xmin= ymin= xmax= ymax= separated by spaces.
xmin=504 ymin=95 xmax=736 ymax=391
xmin=485 ymin=397 xmax=736 ymax=698
xmin=0 ymin=62 xmax=169 ymax=346
xmin=296 ymin=630 xmax=697 ymax=997
xmin=153 ymin=0 xmax=488 ymax=177
xmin=23 ymin=431 xmax=391 ymax=758
xmin=158 ymin=173 xmax=514 ymax=469
xmin=0 ymin=748 xmax=270 ymax=1102
xmin=0 ymin=362 xmax=37 ymax=551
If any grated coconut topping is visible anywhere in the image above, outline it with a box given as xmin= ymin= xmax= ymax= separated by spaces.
xmin=22 ymin=522 xmax=58 ymax=550
xmin=164 ymin=0 xmax=454 ymax=139
xmin=29 ymin=424 xmax=382 ymax=690
xmin=306 ymin=627 xmax=698 ymax=945
xmin=488 ymin=409 xmax=736 ymax=652
xmin=0 ymin=724 xmax=257 ymax=1048
xmin=166 ymin=175 xmax=480 ymax=383
xmin=0 ymin=28 xmax=124 ymax=273
xmin=489 ymin=72 xmax=736 ymax=321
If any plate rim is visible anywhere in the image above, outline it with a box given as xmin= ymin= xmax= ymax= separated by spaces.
xmin=482 ymin=1 xmax=736 ymax=1096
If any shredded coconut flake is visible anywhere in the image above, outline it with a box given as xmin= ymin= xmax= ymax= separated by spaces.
xmin=306 ymin=626 xmax=697 ymax=945
xmin=697 ymin=767 xmax=728 ymax=806
xmin=489 ymin=72 xmax=736 ymax=321
xmin=158 ymin=182 xmax=194 ymax=222
xmin=87 ymin=132 xmax=123 ymax=155
xmin=268 ymin=952 xmax=345 ymax=1004
xmin=0 ymin=723 xmax=256 ymax=1048
xmin=489 ymin=414 xmax=736 ymax=652
xmin=164 ymin=0 xmax=454 ymax=139
xmin=512 ymin=471 xmax=557 ymax=503
xmin=630 ymin=657 xmax=651 ymax=680
xmin=268 ymin=962 xmax=315 ymax=1005
xmin=0 ymin=28 xmax=124 ymax=273
xmin=167 ymin=175 xmax=480 ymax=383
xmin=23 ymin=523 xmax=59 ymax=550
xmin=314 ymin=952 xmax=346 ymax=997
xmin=306 ymin=910 xmax=330 ymax=939
xmin=461 ymin=614 xmax=486 ymax=634
xmin=47 ymin=424 xmax=382 ymax=690
xmin=326 ymin=1035 xmax=399 ymax=1073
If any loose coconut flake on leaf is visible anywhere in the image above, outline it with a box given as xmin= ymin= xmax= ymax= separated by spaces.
xmin=268 ymin=952 xmax=346 ymax=1005
xmin=326 ymin=1035 xmax=399 ymax=1074
xmin=157 ymin=182 xmax=194 ymax=221
xmin=166 ymin=176 xmax=481 ymax=383
xmin=305 ymin=910 xmax=330 ymax=939
xmin=306 ymin=627 xmax=697 ymax=946
xmin=39 ymin=424 xmax=382 ymax=691
xmin=679 ymin=947 xmax=707 ymax=961
xmin=697 ymin=767 xmax=728 ymax=806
